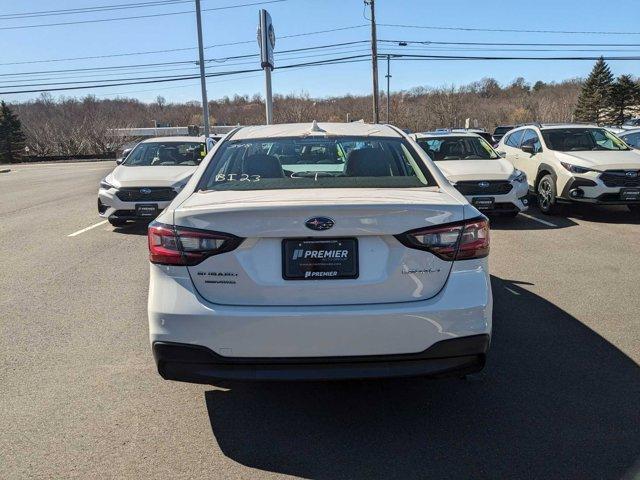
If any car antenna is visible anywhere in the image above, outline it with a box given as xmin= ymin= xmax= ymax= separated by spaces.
xmin=309 ymin=120 xmax=325 ymax=133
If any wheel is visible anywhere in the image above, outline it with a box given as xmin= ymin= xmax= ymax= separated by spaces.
xmin=108 ymin=218 xmax=127 ymax=227
xmin=628 ymin=205 xmax=640 ymax=216
xmin=536 ymin=174 xmax=559 ymax=215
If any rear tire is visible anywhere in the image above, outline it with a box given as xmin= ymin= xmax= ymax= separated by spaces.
xmin=108 ymin=218 xmax=127 ymax=227
xmin=536 ymin=174 xmax=559 ymax=215
xmin=628 ymin=205 xmax=640 ymax=216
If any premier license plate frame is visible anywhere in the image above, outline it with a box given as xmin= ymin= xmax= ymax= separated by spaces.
xmin=620 ymin=188 xmax=640 ymax=201
xmin=472 ymin=197 xmax=495 ymax=210
xmin=135 ymin=203 xmax=159 ymax=217
xmin=282 ymin=238 xmax=359 ymax=280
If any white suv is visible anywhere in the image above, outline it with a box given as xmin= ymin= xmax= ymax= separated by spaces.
xmin=98 ymin=136 xmax=207 ymax=226
xmin=412 ymin=131 xmax=529 ymax=217
xmin=148 ymin=122 xmax=492 ymax=382
xmin=497 ymin=124 xmax=640 ymax=215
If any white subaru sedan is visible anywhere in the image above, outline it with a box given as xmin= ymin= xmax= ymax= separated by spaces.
xmin=148 ymin=122 xmax=492 ymax=382
xmin=98 ymin=136 xmax=207 ymax=226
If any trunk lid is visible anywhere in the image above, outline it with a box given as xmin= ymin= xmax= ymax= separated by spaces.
xmin=174 ymin=188 xmax=466 ymax=306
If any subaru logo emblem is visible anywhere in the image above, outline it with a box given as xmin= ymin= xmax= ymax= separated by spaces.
xmin=478 ymin=181 xmax=490 ymax=188
xmin=140 ymin=188 xmax=152 ymax=194
xmin=625 ymin=171 xmax=638 ymax=178
xmin=305 ymin=217 xmax=334 ymax=231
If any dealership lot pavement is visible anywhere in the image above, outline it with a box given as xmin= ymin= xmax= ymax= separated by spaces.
xmin=1 ymin=161 xmax=639 ymax=479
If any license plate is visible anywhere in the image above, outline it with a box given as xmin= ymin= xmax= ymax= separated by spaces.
xmin=472 ymin=197 xmax=495 ymax=210
xmin=621 ymin=189 xmax=640 ymax=201
xmin=282 ymin=238 xmax=358 ymax=280
xmin=136 ymin=204 xmax=158 ymax=217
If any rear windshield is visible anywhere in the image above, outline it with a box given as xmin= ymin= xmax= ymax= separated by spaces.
xmin=198 ymin=137 xmax=435 ymax=191
xmin=541 ymin=128 xmax=629 ymax=152
xmin=123 ymin=141 xmax=206 ymax=166
xmin=417 ymin=136 xmax=499 ymax=161
xmin=493 ymin=126 xmax=513 ymax=135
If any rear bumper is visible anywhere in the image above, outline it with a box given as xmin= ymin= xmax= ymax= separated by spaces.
xmin=148 ymin=259 xmax=492 ymax=382
xmin=153 ymin=334 xmax=489 ymax=382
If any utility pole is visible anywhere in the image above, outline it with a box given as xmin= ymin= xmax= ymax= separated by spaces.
xmin=385 ymin=54 xmax=391 ymax=123
xmin=195 ymin=0 xmax=210 ymax=136
xmin=366 ymin=0 xmax=379 ymax=124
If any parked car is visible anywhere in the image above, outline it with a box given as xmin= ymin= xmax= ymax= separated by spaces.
xmin=492 ymin=125 xmax=516 ymax=145
xmin=98 ymin=136 xmax=207 ymax=226
xmin=619 ymin=129 xmax=640 ymax=149
xmin=148 ymin=122 xmax=492 ymax=383
xmin=622 ymin=117 xmax=640 ymax=130
xmin=205 ymin=133 xmax=226 ymax=152
xmin=496 ymin=124 xmax=640 ymax=215
xmin=412 ymin=131 xmax=529 ymax=217
xmin=450 ymin=128 xmax=494 ymax=144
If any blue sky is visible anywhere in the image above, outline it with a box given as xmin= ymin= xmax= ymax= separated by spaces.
xmin=1 ymin=0 xmax=639 ymax=103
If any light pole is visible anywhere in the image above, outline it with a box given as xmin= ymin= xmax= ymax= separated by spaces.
xmin=195 ymin=0 xmax=210 ymax=136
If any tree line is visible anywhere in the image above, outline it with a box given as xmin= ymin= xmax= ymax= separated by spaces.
xmin=0 ymin=59 xmax=638 ymax=162
xmin=574 ymin=58 xmax=640 ymax=124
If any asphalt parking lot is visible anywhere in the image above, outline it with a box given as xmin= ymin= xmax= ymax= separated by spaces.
xmin=1 ymin=161 xmax=639 ymax=479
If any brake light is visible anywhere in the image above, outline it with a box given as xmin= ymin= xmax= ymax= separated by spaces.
xmin=148 ymin=222 xmax=243 ymax=266
xmin=395 ymin=217 xmax=489 ymax=260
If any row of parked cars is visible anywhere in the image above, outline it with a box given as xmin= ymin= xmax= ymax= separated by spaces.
xmin=96 ymin=121 xmax=640 ymax=384
xmin=98 ymin=122 xmax=640 ymax=226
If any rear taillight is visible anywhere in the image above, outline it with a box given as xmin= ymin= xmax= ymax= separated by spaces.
xmin=148 ymin=222 xmax=243 ymax=266
xmin=395 ymin=217 xmax=489 ymax=260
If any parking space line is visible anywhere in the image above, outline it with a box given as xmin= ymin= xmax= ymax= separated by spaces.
xmin=68 ymin=220 xmax=108 ymax=237
xmin=519 ymin=213 xmax=557 ymax=228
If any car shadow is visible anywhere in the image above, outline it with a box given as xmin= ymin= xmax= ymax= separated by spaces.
xmin=489 ymin=211 xmax=578 ymax=231
xmin=203 ymin=276 xmax=640 ymax=480
xmin=561 ymin=204 xmax=640 ymax=225
xmin=110 ymin=222 xmax=149 ymax=236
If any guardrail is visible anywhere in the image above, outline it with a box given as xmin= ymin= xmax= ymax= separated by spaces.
xmin=108 ymin=126 xmax=238 ymax=137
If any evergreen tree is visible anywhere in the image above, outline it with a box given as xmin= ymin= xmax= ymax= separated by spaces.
xmin=574 ymin=57 xmax=614 ymax=123
xmin=610 ymin=75 xmax=640 ymax=125
xmin=0 ymin=101 xmax=26 ymax=163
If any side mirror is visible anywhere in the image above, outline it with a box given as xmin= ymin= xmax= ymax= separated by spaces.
xmin=521 ymin=144 xmax=535 ymax=154
xmin=497 ymin=151 xmax=506 ymax=158
xmin=116 ymin=158 xmax=124 ymax=165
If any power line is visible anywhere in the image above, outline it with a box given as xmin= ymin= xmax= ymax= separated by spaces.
xmin=379 ymin=45 xmax=640 ymax=53
xmin=0 ymin=0 xmax=193 ymax=20
xmin=0 ymin=60 xmax=196 ymax=78
xmin=0 ymin=40 xmax=370 ymax=78
xmin=379 ymin=39 xmax=640 ymax=47
xmin=384 ymin=53 xmax=640 ymax=61
xmin=378 ymin=23 xmax=640 ymax=36
xmin=0 ymin=46 xmax=198 ymax=67
xmin=0 ymin=0 xmax=286 ymax=31
xmin=278 ymin=24 xmax=368 ymax=40
xmin=1 ymin=46 xmax=373 ymax=87
xmin=0 ymin=25 xmax=367 ymax=66
xmin=0 ymin=55 xmax=372 ymax=95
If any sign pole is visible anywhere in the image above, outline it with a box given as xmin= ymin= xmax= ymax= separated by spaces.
xmin=264 ymin=67 xmax=273 ymax=124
